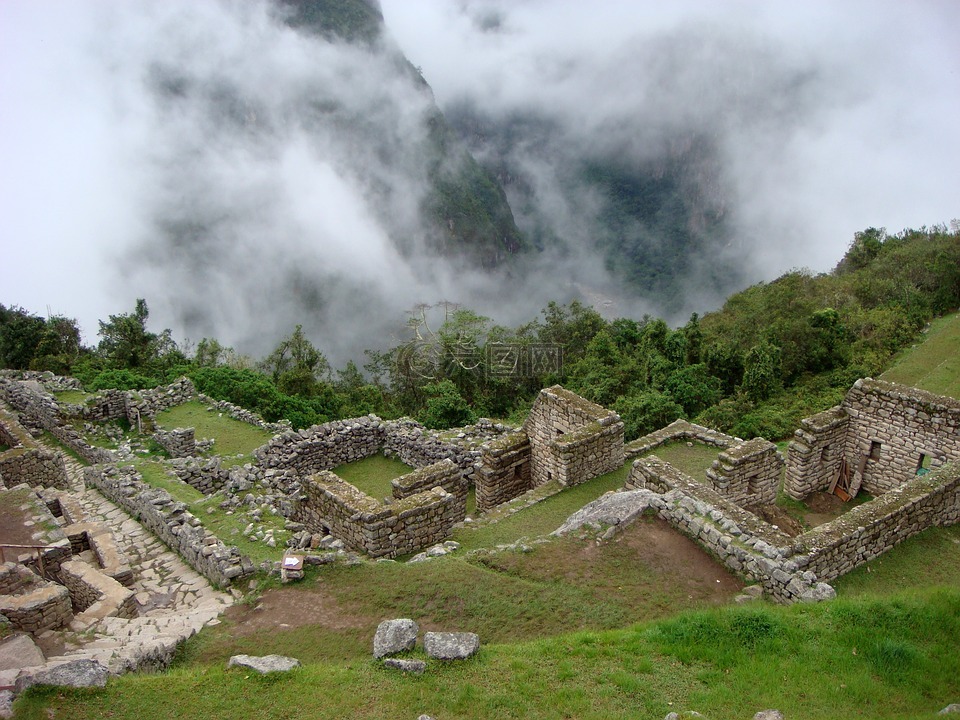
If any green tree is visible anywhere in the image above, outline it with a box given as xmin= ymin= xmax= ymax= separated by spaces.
xmin=260 ymin=325 xmax=331 ymax=398
xmin=419 ymin=379 xmax=476 ymax=429
xmin=613 ymin=391 xmax=685 ymax=441
xmin=741 ymin=342 xmax=783 ymax=402
xmin=0 ymin=304 xmax=45 ymax=369
xmin=97 ymin=299 xmax=160 ymax=369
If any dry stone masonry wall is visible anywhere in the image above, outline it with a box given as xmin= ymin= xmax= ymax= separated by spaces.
xmin=476 ymin=432 xmax=533 ymax=512
xmin=0 ymin=563 xmax=73 ymax=633
xmin=786 ymin=379 xmax=960 ymax=499
xmin=294 ymin=470 xmax=460 ymax=558
xmin=706 ymin=437 xmax=784 ymax=507
xmin=523 ymin=386 xmax=625 ymax=488
xmin=0 ymin=378 xmax=114 ymax=465
xmin=154 ymin=427 xmax=196 ymax=458
xmin=84 ymin=465 xmax=255 ymax=586
xmin=624 ymin=418 xmax=740 ymax=458
xmin=628 ymin=453 xmax=960 ymax=603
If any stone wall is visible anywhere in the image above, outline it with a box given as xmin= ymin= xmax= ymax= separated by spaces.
xmin=0 ymin=562 xmax=73 ymax=632
xmin=790 ymin=461 xmax=960 ymax=581
xmin=256 ymin=416 xmax=385 ymax=474
xmin=0 ymin=378 xmax=114 ymax=465
xmin=628 ymin=457 xmax=835 ymax=603
xmin=254 ymin=416 xmax=509 ymax=493
xmin=784 ymin=407 xmax=849 ymax=500
xmin=391 ymin=459 xmax=467 ymax=522
xmin=62 ymin=389 xmax=128 ymax=424
xmin=61 ymin=522 xmax=135 ymax=587
xmin=476 ymin=432 xmax=533 ymax=512
xmin=706 ymin=437 xmax=784 ymax=507
xmin=627 ymin=455 xmax=960 ymax=603
xmin=125 ymin=377 xmax=197 ymax=431
xmin=624 ymin=419 xmax=739 ymax=458
xmin=84 ymin=465 xmax=255 ymax=586
xmin=523 ymin=386 xmax=624 ymax=487
xmin=295 ymin=471 xmax=460 ymax=558
xmin=154 ymin=427 xmax=196 ymax=458
xmin=842 ymin=379 xmax=960 ymax=494
xmin=786 ymin=379 xmax=960 ymax=499
xmin=0 ymin=448 xmax=68 ymax=490
xmin=168 ymin=457 xmax=228 ymax=495
xmin=0 ymin=418 xmax=19 ymax=449
xmin=58 ymin=559 xmax=137 ymax=620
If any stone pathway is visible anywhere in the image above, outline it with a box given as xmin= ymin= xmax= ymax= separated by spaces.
xmin=30 ymin=451 xmax=234 ymax=674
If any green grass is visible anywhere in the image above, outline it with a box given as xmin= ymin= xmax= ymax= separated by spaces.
xmin=643 ymin=442 xmax=721 ymax=480
xmin=882 ymin=311 xmax=960 ymax=399
xmin=833 ymin=524 xmax=960 ymax=597
xmin=132 ymin=460 xmax=204 ymax=504
xmin=131 ymin=459 xmax=288 ymax=563
xmin=453 ymin=462 xmax=632 ymax=551
xmin=155 ymin=401 xmax=274 ymax=467
xmin=54 ymin=390 xmax=91 ymax=404
xmin=332 ymin=454 xmax=414 ymax=501
xmin=15 ymin=588 xmax=960 ymax=719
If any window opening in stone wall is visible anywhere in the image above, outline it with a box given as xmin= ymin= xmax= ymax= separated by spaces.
xmin=820 ymin=445 xmax=830 ymax=462
xmin=869 ymin=441 xmax=881 ymax=460
xmin=747 ymin=472 xmax=760 ymax=497
xmin=916 ymin=453 xmax=932 ymax=476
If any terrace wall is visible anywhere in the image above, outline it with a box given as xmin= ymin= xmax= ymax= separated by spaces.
xmin=626 ymin=456 xmax=960 ymax=603
xmin=295 ymin=471 xmax=459 ymax=558
xmin=84 ymin=465 xmax=255 ymax=586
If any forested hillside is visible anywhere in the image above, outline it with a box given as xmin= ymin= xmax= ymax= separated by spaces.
xmin=3 ymin=224 xmax=958 ymax=439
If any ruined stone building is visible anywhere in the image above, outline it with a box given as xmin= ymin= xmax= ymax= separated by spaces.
xmin=785 ymin=378 xmax=960 ymax=500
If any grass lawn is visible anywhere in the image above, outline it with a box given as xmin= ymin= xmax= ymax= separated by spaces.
xmin=155 ymin=401 xmax=274 ymax=466
xmin=53 ymin=390 xmax=91 ymax=404
xmin=15 ymin=586 xmax=960 ymax=720
xmin=453 ymin=462 xmax=632 ymax=551
xmin=881 ymin=311 xmax=960 ymax=399
xmin=332 ymin=454 xmax=414 ymax=501
xmin=643 ymin=441 xmax=721 ymax=480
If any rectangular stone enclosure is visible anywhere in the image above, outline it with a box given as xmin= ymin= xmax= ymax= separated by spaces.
xmin=786 ymin=378 xmax=960 ymax=499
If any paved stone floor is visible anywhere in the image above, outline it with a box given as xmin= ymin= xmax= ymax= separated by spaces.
xmin=25 ymin=452 xmax=234 ymax=674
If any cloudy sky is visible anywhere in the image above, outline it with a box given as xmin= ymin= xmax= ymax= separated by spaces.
xmin=1 ymin=0 xmax=957 ymax=361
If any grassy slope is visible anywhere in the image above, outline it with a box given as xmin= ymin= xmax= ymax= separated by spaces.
xmin=15 ymin=314 xmax=960 ymax=719
xmin=155 ymin=400 xmax=274 ymax=465
xmin=881 ymin=311 xmax=960 ymax=399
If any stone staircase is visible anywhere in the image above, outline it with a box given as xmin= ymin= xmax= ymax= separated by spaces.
xmin=18 ymin=440 xmax=234 ymax=675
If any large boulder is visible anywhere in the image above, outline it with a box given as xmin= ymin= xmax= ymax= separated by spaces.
xmin=0 ymin=634 xmax=45 ymax=672
xmin=423 ymin=632 xmax=479 ymax=660
xmin=226 ymin=655 xmax=301 ymax=674
xmin=15 ymin=659 xmax=109 ymax=693
xmin=373 ymin=619 xmax=419 ymax=659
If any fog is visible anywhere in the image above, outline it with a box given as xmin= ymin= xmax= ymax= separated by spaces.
xmin=2 ymin=0 xmax=957 ymax=365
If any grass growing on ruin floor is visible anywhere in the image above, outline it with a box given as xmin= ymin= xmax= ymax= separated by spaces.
xmin=453 ymin=462 xmax=632 ymax=551
xmin=16 ymin=587 xmax=960 ymax=720
xmin=155 ymin=400 xmax=274 ymax=466
xmin=133 ymin=459 xmax=289 ymax=564
xmin=881 ymin=310 xmax=960 ymax=399
xmin=643 ymin=441 xmax=722 ymax=479
xmin=53 ymin=390 xmax=91 ymax=404
xmin=332 ymin=454 xmax=415 ymax=501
